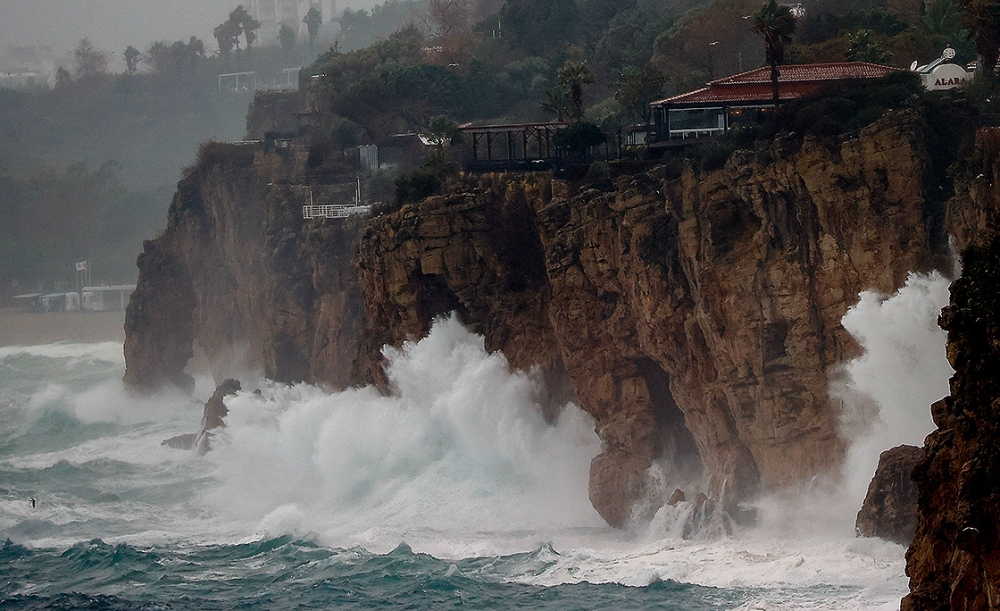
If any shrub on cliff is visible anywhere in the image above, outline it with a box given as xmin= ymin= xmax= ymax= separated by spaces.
xmin=391 ymin=157 xmax=460 ymax=209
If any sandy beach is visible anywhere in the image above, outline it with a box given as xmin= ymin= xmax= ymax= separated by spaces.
xmin=0 ymin=308 xmax=125 ymax=347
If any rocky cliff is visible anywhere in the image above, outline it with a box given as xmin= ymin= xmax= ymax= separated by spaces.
xmin=355 ymin=108 xmax=951 ymax=525
xmin=123 ymin=142 xmax=366 ymax=391
xmin=125 ymin=108 xmax=953 ymax=528
xmin=903 ymin=128 xmax=1000 ymax=610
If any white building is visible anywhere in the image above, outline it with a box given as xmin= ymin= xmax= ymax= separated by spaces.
xmin=913 ymin=47 xmax=973 ymax=91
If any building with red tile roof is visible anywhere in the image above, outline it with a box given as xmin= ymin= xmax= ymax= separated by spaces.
xmin=650 ymin=62 xmax=899 ymax=142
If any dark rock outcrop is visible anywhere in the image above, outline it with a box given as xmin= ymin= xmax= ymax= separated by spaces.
xmin=856 ymin=444 xmax=924 ymax=545
xmin=903 ymin=128 xmax=1000 ymax=609
xmin=124 ymin=143 xmax=366 ymax=392
xmin=161 ymin=378 xmax=241 ymax=452
xmin=195 ymin=378 xmax=241 ymax=453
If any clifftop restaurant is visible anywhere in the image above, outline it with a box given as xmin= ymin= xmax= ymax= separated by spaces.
xmin=650 ymin=62 xmax=899 ymax=142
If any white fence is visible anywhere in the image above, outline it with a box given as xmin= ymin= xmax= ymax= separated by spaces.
xmin=302 ymin=204 xmax=372 ymax=219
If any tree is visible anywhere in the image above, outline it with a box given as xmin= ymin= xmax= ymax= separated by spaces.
xmin=280 ymin=24 xmax=297 ymax=53
xmin=751 ymin=0 xmax=797 ymax=103
xmin=956 ymin=0 xmax=1000 ymax=80
xmin=229 ymin=6 xmax=260 ymax=50
xmin=921 ymin=0 xmax=966 ymax=38
xmin=614 ymin=64 xmax=665 ymax=125
xmin=420 ymin=0 xmax=471 ymax=38
xmin=541 ymin=86 xmax=571 ymax=121
xmin=845 ymin=29 xmax=891 ymax=63
xmin=557 ymin=61 xmax=595 ymax=121
xmin=422 ymin=115 xmax=462 ymax=156
xmin=124 ymin=45 xmax=141 ymax=75
xmin=73 ymin=39 xmax=108 ymax=79
xmin=304 ymin=6 xmax=323 ymax=46
xmin=214 ymin=16 xmax=242 ymax=60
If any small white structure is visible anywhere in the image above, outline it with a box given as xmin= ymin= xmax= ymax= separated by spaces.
xmin=913 ymin=47 xmax=973 ymax=90
xmin=81 ymin=285 xmax=135 ymax=312
xmin=302 ymin=203 xmax=372 ymax=219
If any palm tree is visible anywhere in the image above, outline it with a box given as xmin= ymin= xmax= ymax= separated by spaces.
xmin=541 ymin=87 xmax=570 ymax=122
xmin=956 ymin=0 xmax=1000 ymax=81
xmin=845 ymin=29 xmax=892 ymax=63
xmin=557 ymin=61 xmax=595 ymax=121
xmin=751 ymin=0 xmax=797 ymax=104
xmin=303 ymin=7 xmax=323 ymax=46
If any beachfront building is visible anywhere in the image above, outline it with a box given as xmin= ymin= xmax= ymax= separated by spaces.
xmin=650 ymin=62 xmax=899 ymax=142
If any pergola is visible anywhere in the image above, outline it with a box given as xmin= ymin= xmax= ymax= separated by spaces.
xmin=461 ymin=122 xmax=569 ymax=162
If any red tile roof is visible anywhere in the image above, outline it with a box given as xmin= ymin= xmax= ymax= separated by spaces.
xmin=652 ymin=62 xmax=900 ymax=106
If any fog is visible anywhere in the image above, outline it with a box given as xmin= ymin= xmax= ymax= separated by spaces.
xmin=0 ymin=0 xmax=381 ymax=57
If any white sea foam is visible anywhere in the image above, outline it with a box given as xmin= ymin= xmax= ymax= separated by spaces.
xmin=0 ymin=275 xmax=955 ymax=610
xmin=0 ymin=341 xmax=125 ymax=363
xmin=836 ymin=272 xmax=952 ymax=504
xmin=203 ymin=315 xmax=605 ymax=556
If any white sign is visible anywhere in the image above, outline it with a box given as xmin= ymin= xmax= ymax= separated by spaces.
xmin=924 ymin=63 xmax=972 ymax=90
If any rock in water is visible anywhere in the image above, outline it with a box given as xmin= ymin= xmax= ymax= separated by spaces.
xmin=195 ymin=378 xmax=241 ymax=454
xmin=855 ymin=444 xmax=923 ymax=545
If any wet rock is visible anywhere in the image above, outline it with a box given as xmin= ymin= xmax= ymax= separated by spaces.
xmin=903 ymin=233 xmax=1000 ymax=610
xmin=161 ymin=433 xmax=197 ymax=450
xmin=195 ymin=378 xmax=241 ymax=454
xmin=855 ymin=444 xmax=923 ymax=545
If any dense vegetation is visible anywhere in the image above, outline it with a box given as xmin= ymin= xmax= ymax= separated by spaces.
xmin=3 ymin=0 xmax=998 ymax=298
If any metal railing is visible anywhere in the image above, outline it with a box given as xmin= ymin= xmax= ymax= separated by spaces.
xmin=302 ymin=204 xmax=371 ymax=219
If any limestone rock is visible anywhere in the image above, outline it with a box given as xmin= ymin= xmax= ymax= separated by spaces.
xmin=123 ymin=143 xmax=366 ymax=391
xmin=855 ymin=444 xmax=923 ymax=545
xmin=903 ymin=235 xmax=1000 ymax=609
xmin=357 ymin=109 xmax=949 ymax=526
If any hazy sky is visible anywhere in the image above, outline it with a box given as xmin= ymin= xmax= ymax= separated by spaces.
xmin=0 ymin=0 xmax=382 ymax=60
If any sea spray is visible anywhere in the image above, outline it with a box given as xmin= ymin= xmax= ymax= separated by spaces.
xmin=751 ymin=272 xmax=952 ymax=540
xmin=0 ymin=333 xmax=922 ymax=609
xmin=203 ymin=315 xmax=605 ymax=555
xmin=835 ymin=272 xmax=952 ymax=511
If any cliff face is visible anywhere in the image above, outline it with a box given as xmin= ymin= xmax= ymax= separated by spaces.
xmin=356 ymin=109 xmax=947 ymax=525
xmin=903 ymin=128 xmax=1000 ymax=610
xmin=124 ymin=143 xmax=365 ymax=391
xmin=124 ymin=108 xmax=951 ymax=528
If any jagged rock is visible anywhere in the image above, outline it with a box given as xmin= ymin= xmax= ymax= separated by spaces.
xmin=668 ymin=488 xmax=686 ymax=505
xmin=161 ymin=433 xmax=197 ymax=450
xmin=124 ymin=145 xmax=366 ymax=391
xmin=855 ymin=444 xmax=924 ymax=545
xmin=160 ymin=379 xmax=241 ymax=453
xmin=195 ymin=378 xmax=241 ymax=454
xmin=903 ymin=236 xmax=1000 ymax=610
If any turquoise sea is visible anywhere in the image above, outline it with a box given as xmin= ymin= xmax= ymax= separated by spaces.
xmin=0 ymin=275 xmax=955 ymax=610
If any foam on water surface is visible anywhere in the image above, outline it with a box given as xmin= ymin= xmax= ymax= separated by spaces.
xmin=0 ymin=275 xmax=956 ymax=609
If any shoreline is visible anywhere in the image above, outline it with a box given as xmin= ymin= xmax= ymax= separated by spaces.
xmin=0 ymin=308 xmax=125 ymax=347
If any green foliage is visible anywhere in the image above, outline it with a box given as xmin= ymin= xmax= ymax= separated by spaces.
xmin=0 ymin=162 xmax=167 ymax=287
xmin=614 ymin=64 xmax=666 ymax=124
xmin=393 ymin=157 xmax=459 ymax=206
xmin=764 ymin=71 xmax=923 ymax=139
xmin=845 ymin=29 xmax=892 ymax=63
xmin=337 ymin=2 xmax=424 ymax=52
xmin=557 ymin=61 xmax=596 ymax=121
xmin=553 ymin=121 xmax=606 ymax=152
xmin=498 ymin=0 xmax=581 ymax=58
xmin=303 ymin=6 xmax=323 ymax=45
